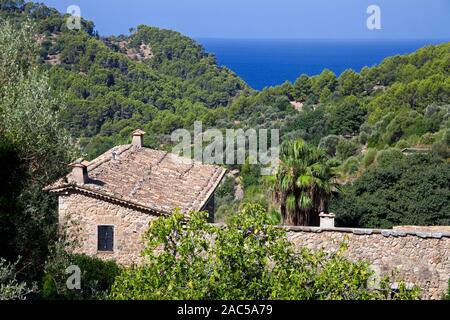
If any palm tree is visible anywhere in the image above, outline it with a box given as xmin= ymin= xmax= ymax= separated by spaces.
xmin=268 ymin=139 xmax=336 ymax=226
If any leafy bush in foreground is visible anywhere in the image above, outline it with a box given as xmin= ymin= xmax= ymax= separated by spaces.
xmin=110 ymin=204 xmax=420 ymax=300
xmin=0 ymin=258 xmax=36 ymax=300
xmin=42 ymin=247 xmax=121 ymax=300
xmin=445 ymin=280 xmax=450 ymax=300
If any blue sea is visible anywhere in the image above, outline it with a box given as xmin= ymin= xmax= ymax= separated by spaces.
xmin=198 ymin=39 xmax=448 ymax=90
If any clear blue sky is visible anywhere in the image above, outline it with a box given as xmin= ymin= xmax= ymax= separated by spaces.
xmin=41 ymin=0 xmax=450 ymax=39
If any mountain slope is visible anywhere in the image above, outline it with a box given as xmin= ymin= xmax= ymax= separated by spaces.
xmin=0 ymin=1 xmax=249 ymax=157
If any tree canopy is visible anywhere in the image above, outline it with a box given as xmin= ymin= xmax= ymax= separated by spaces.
xmin=331 ymin=153 xmax=450 ymax=228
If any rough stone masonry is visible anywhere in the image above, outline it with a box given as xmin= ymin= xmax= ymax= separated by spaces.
xmin=286 ymin=226 xmax=450 ymax=300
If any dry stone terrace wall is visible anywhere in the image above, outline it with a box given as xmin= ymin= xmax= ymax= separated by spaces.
xmin=286 ymin=226 xmax=450 ymax=300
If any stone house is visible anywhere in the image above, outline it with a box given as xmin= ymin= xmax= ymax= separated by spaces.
xmin=45 ymin=130 xmax=227 ymax=265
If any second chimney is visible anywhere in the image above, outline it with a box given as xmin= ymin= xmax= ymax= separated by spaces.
xmin=132 ymin=129 xmax=146 ymax=148
xmin=69 ymin=158 xmax=89 ymax=185
xmin=319 ymin=212 xmax=336 ymax=229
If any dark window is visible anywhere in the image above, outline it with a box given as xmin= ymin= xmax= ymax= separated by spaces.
xmin=98 ymin=226 xmax=114 ymax=252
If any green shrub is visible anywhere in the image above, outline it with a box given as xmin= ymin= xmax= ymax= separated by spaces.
xmin=0 ymin=20 xmax=79 ymax=283
xmin=432 ymin=131 xmax=450 ymax=158
xmin=405 ymin=134 xmax=420 ymax=146
xmin=336 ymin=138 xmax=359 ymax=161
xmin=0 ymin=258 xmax=36 ymax=300
xmin=359 ymin=132 xmax=369 ymax=145
xmin=446 ymin=279 xmax=450 ymax=300
xmin=419 ymin=132 xmax=437 ymax=145
xmin=395 ymin=139 xmax=409 ymax=149
xmin=42 ymin=248 xmax=121 ymax=300
xmin=241 ymin=160 xmax=262 ymax=190
xmin=214 ymin=195 xmax=239 ymax=223
xmin=331 ymin=154 xmax=450 ymax=228
xmin=376 ymin=148 xmax=404 ymax=168
xmin=444 ymin=129 xmax=450 ymax=145
xmin=319 ymin=135 xmax=340 ymax=157
xmin=216 ymin=176 xmax=235 ymax=198
xmin=342 ymin=156 xmax=360 ymax=174
xmin=432 ymin=140 xmax=450 ymax=158
xmin=364 ymin=148 xmax=378 ymax=168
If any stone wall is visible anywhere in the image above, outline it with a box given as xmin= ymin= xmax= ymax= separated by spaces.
xmin=59 ymin=192 xmax=449 ymax=299
xmin=287 ymin=226 xmax=450 ymax=300
xmin=59 ymin=192 xmax=156 ymax=265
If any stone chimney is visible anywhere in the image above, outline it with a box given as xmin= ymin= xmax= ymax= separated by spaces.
xmin=319 ymin=212 xmax=336 ymax=228
xmin=69 ymin=158 xmax=89 ymax=185
xmin=132 ymin=129 xmax=146 ymax=148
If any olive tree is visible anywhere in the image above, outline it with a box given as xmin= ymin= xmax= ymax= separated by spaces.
xmin=0 ymin=258 xmax=36 ymax=300
xmin=0 ymin=20 xmax=78 ymax=281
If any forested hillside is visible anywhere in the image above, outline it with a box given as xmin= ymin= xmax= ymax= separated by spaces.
xmin=226 ymin=41 xmax=449 ymax=228
xmin=1 ymin=1 xmax=449 ymax=229
xmin=0 ymin=0 xmax=449 ymax=300
xmin=0 ymin=0 xmax=249 ymax=157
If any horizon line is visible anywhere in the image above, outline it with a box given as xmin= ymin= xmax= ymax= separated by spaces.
xmin=193 ymin=37 xmax=450 ymax=41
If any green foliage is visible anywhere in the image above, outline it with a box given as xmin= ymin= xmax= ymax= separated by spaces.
xmin=283 ymin=105 xmax=329 ymax=145
xmin=241 ymin=160 xmax=262 ymax=190
xmin=214 ymin=176 xmax=238 ymax=222
xmin=131 ymin=25 xmax=246 ymax=103
xmin=332 ymin=154 xmax=450 ymax=228
xmin=0 ymin=19 xmax=78 ymax=282
xmin=110 ymin=205 xmax=420 ymax=300
xmin=419 ymin=132 xmax=437 ymax=145
xmin=293 ymin=74 xmax=312 ymax=102
xmin=0 ymin=0 xmax=95 ymax=35
xmin=342 ymin=156 xmax=360 ymax=175
xmin=338 ymin=69 xmax=364 ymax=96
xmin=381 ymin=111 xmax=427 ymax=145
xmin=368 ymin=74 xmax=450 ymax=125
xmin=0 ymin=3 xmax=448 ymax=298
xmin=432 ymin=139 xmax=450 ymax=158
xmin=445 ymin=280 xmax=450 ymax=300
xmin=329 ymin=96 xmax=367 ymax=135
xmin=42 ymin=244 xmax=121 ymax=300
xmin=215 ymin=176 xmax=235 ymax=198
xmin=214 ymin=197 xmax=239 ymax=223
xmin=376 ymin=148 xmax=404 ymax=168
xmin=431 ymin=129 xmax=450 ymax=158
xmin=268 ymin=140 xmax=336 ymax=226
xmin=0 ymin=258 xmax=36 ymax=300
xmin=311 ymin=69 xmax=337 ymax=102
xmin=359 ymin=131 xmax=369 ymax=145
xmin=4 ymin=2 xmax=447 ymax=170
xmin=241 ymin=184 xmax=269 ymax=210
xmin=363 ymin=148 xmax=378 ymax=168
xmin=0 ymin=138 xmax=22 ymax=253
xmin=1 ymin=2 xmax=248 ymax=158
xmin=336 ymin=138 xmax=360 ymax=161
xmin=319 ymin=135 xmax=340 ymax=157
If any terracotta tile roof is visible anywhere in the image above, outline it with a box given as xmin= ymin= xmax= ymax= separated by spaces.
xmin=45 ymin=145 xmax=227 ymax=215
